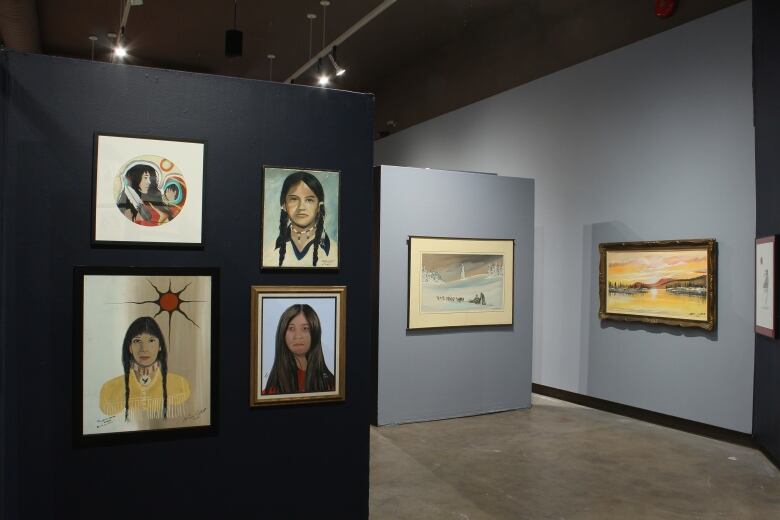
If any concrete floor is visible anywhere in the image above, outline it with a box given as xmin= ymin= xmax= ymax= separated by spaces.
xmin=370 ymin=395 xmax=780 ymax=519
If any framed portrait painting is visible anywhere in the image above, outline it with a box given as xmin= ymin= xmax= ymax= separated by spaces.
xmin=92 ymin=133 xmax=206 ymax=247
xmin=75 ymin=267 xmax=218 ymax=443
xmin=260 ymin=166 xmax=340 ymax=269
xmin=407 ymin=236 xmax=515 ymax=330
xmin=250 ymin=286 xmax=346 ymax=406
xmin=598 ymin=239 xmax=717 ymax=331
xmin=755 ymin=235 xmax=776 ymax=338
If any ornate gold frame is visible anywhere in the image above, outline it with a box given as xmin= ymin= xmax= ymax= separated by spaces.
xmin=250 ymin=285 xmax=346 ymax=406
xmin=598 ymin=239 xmax=717 ymax=331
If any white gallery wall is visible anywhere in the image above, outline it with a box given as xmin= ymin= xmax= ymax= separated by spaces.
xmin=375 ymin=2 xmax=755 ymax=432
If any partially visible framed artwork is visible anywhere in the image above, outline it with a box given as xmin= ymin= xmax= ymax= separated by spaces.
xmin=407 ymin=236 xmax=514 ymax=330
xmin=75 ymin=267 xmax=218 ymax=443
xmin=598 ymin=239 xmax=717 ymax=331
xmin=250 ymin=285 xmax=346 ymax=406
xmin=92 ymin=133 xmax=206 ymax=247
xmin=755 ymin=236 xmax=776 ymax=338
xmin=260 ymin=166 xmax=340 ymax=270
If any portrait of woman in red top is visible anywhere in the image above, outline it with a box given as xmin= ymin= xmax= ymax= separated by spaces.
xmin=262 ymin=303 xmax=335 ymax=395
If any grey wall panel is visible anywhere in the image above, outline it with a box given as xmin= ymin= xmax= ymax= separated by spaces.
xmin=376 ymin=3 xmax=754 ymax=432
xmin=377 ymin=166 xmax=534 ymax=425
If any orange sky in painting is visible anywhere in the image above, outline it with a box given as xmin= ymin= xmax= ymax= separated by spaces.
xmin=607 ymin=250 xmax=707 ymax=284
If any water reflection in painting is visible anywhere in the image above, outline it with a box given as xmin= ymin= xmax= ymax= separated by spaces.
xmin=605 ymin=249 xmax=708 ymax=321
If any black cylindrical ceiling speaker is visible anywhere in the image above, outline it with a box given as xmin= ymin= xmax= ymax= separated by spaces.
xmin=225 ymin=29 xmax=243 ymax=57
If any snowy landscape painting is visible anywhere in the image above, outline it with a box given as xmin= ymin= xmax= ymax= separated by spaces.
xmin=420 ymin=254 xmax=505 ymax=313
xmin=408 ymin=237 xmax=514 ymax=330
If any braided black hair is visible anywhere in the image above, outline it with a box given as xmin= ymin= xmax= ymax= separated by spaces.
xmin=120 ymin=317 xmax=169 ymax=421
xmin=276 ymin=207 xmax=291 ymax=266
xmin=276 ymin=171 xmax=326 ymax=266
xmin=311 ymin=204 xmax=326 ymax=267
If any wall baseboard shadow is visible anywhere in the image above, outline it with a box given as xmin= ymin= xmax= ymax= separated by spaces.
xmin=532 ymin=383 xmax=757 ymax=449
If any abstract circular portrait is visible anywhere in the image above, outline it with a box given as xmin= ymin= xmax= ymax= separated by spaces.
xmin=113 ymin=155 xmax=188 ymax=227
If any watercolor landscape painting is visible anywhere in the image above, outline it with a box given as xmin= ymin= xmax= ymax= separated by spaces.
xmin=408 ymin=237 xmax=514 ymax=330
xmin=599 ymin=240 xmax=716 ymax=330
xmin=420 ymin=254 xmax=505 ymax=313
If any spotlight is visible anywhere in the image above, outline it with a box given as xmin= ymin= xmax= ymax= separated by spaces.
xmin=329 ymin=54 xmax=346 ymax=76
xmin=317 ymin=57 xmax=330 ymax=87
xmin=114 ymin=28 xmax=128 ymax=60
xmin=328 ymin=45 xmax=346 ymax=76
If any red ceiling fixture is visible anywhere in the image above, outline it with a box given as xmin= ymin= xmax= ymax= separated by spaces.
xmin=655 ymin=0 xmax=677 ymax=18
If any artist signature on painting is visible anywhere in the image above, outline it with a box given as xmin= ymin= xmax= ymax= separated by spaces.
xmin=184 ymin=408 xmax=207 ymax=421
xmin=96 ymin=416 xmax=116 ymax=429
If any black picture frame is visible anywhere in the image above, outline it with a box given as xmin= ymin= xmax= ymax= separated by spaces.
xmin=91 ymin=132 xmax=207 ymax=249
xmin=73 ymin=266 xmax=219 ymax=446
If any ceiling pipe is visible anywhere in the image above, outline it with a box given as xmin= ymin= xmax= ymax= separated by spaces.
xmin=0 ymin=0 xmax=42 ymax=53
xmin=285 ymin=0 xmax=397 ymax=84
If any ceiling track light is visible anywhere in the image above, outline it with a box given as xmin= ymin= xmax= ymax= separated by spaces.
xmin=286 ymin=0 xmax=397 ymax=84
xmin=113 ymin=27 xmax=128 ymax=60
xmin=317 ymin=57 xmax=330 ymax=87
xmin=111 ymin=0 xmax=136 ymax=63
xmin=328 ymin=45 xmax=346 ymax=77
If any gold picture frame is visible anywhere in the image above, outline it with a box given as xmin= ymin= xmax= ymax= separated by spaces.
xmin=250 ymin=286 xmax=346 ymax=406
xmin=598 ymin=239 xmax=717 ymax=331
xmin=407 ymin=236 xmax=514 ymax=330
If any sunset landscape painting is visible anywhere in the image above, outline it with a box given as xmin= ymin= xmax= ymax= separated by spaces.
xmin=599 ymin=240 xmax=716 ymax=330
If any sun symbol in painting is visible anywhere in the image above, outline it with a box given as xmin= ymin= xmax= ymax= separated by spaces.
xmin=121 ymin=280 xmax=205 ymax=348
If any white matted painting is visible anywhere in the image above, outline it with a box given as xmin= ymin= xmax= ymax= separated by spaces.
xmin=92 ymin=133 xmax=205 ymax=246
xmin=407 ymin=237 xmax=514 ymax=330
xmin=756 ymin=236 xmax=776 ymax=338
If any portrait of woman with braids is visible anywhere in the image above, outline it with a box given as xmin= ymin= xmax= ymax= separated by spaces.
xmin=98 ymin=316 xmax=191 ymax=421
xmin=262 ymin=304 xmax=335 ymax=395
xmin=262 ymin=168 xmax=339 ymax=268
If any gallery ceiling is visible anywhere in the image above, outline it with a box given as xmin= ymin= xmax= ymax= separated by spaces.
xmin=1 ymin=0 xmax=744 ymax=138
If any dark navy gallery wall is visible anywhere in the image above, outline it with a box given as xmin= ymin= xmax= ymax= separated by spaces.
xmin=0 ymin=50 xmax=11 ymax=520
xmin=752 ymin=0 xmax=780 ymax=467
xmin=0 ymin=51 xmax=374 ymax=519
